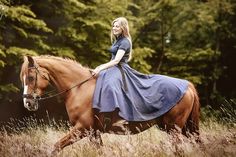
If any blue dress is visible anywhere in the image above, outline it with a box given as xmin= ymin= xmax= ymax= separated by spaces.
xmin=92 ymin=36 xmax=189 ymax=121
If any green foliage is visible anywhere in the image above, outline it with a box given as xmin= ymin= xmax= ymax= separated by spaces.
xmin=0 ymin=0 xmax=52 ymax=99
xmin=51 ymin=47 xmax=76 ymax=59
xmin=130 ymin=47 xmax=154 ymax=73
xmin=6 ymin=47 xmax=38 ymax=56
xmin=0 ymin=83 xmax=19 ymax=93
xmin=6 ymin=6 xmax=52 ymax=32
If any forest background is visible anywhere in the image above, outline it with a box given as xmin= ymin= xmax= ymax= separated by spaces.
xmin=0 ymin=0 xmax=235 ymax=123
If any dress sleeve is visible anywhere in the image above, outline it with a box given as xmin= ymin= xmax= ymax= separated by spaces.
xmin=118 ymin=38 xmax=130 ymax=52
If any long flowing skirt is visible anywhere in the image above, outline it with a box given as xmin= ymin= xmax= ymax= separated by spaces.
xmin=92 ymin=63 xmax=188 ymax=121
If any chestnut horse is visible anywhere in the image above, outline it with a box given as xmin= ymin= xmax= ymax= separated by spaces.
xmin=20 ymin=55 xmax=200 ymax=154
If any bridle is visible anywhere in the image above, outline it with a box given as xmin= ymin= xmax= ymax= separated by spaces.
xmin=22 ymin=66 xmax=42 ymax=100
xmin=22 ymin=64 xmax=95 ymax=102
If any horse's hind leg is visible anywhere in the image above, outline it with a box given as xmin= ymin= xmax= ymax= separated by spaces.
xmin=160 ymin=87 xmax=194 ymax=134
xmin=185 ymin=83 xmax=200 ymax=136
xmin=89 ymin=129 xmax=103 ymax=147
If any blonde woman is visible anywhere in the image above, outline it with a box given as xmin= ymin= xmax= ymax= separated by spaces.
xmin=93 ymin=17 xmax=132 ymax=75
xmin=92 ymin=17 xmax=188 ymax=123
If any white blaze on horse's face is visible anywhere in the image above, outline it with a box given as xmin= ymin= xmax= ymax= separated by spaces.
xmin=23 ymin=74 xmax=39 ymax=111
xmin=23 ymin=75 xmax=28 ymax=109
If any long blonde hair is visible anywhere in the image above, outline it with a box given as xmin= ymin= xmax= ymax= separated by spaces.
xmin=110 ymin=17 xmax=132 ymax=61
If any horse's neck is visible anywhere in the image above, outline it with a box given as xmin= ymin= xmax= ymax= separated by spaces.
xmin=37 ymin=58 xmax=90 ymax=90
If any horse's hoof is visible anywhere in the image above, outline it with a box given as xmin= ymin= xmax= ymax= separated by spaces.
xmin=50 ymin=148 xmax=60 ymax=157
xmin=50 ymin=150 xmax=58 ymax=157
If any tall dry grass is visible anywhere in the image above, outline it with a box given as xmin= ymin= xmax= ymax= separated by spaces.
xmin=0 ymin=102 xmax=236 ymax=157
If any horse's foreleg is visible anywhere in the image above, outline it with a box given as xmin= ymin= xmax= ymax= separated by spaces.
xmin=52 ymin=123 xmax=87 ymax=155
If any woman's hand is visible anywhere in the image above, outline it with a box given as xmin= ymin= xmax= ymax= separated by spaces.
xmin=92 ymin=66 xmax=101 ymax=77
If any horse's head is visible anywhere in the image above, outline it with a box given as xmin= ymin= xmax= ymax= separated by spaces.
xmin=20 ymin=56 xmax=50 ymax=111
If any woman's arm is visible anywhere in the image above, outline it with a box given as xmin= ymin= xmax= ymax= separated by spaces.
xmin=93 ymin=49 xmax=125 ymax=75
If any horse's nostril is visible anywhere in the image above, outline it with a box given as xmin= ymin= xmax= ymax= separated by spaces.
xmin=26 ymin=101 xmax=31 ymax=107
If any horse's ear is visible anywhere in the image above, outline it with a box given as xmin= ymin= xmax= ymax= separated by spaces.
xmin=27 ymin=56 xmax=34 ymax=67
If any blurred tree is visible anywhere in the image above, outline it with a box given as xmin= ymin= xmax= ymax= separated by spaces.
xmin=0 ymin=0 xmax=52 ymax=101
xmin=209 ymin=0 xmax=236 ymax=104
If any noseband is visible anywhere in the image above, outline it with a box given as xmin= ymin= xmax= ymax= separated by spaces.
xmin=23 ymin=65 xmax=95 ymax=102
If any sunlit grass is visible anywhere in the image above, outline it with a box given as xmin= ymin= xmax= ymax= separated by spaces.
xmin=0 ymin=104 xmax=236 ymax=157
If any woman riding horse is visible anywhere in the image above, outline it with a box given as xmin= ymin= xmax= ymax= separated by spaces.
xmin=20 ymin=17 xmax=200 ymax=155
xmin=93 ymin=17 xmax=193 ymax=126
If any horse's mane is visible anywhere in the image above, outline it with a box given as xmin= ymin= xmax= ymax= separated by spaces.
xmin=34 ymin=55 xmax=84 ymax=68
xmin=20 ymin=55 xmax=89 ymax=82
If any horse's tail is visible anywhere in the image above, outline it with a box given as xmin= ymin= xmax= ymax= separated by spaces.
xmin=184 ymin=82 xmax=200 ymax=136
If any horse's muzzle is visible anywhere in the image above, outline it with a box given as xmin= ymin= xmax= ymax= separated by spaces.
xmin=24 ymin=98 xmax=39 ymax=111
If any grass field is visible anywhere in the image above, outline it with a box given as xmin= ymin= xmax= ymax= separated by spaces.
xmin=0 ymin=116 xmax=235 ymax=157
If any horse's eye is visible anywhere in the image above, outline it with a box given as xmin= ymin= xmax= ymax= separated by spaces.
xmin=28 ymin=76 xmax=34 ymax=82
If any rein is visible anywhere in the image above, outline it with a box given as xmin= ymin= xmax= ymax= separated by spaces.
xmin=38 ymin=74 xmax=95 ymax=101
xmin=23 ymin=65 xmax=95 ymax=101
